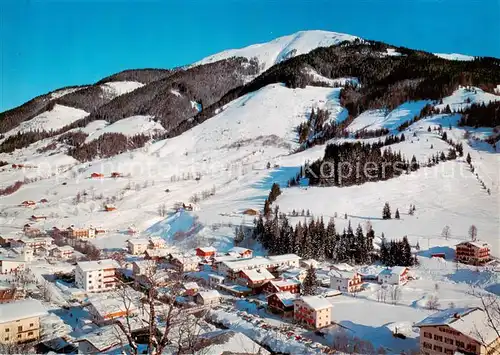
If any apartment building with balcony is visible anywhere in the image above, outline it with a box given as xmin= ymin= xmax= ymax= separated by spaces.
xmin=75 ymin=259 xmax=120 ymax=292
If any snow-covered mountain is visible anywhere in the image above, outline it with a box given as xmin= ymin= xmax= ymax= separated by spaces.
xmin=195 ymin=30 xmax=359 ymax=72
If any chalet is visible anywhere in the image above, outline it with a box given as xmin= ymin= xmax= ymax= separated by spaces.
xmin=149 ymin=236 xmax=166 ymax=249
xmin=88 ymin=297 xmax=138 ymax=324
xmin=20 ymin=200 xmax=36 ymax=207
xmin=24 ymin=226 xmax=42 ymax=237
xmin=300 ymin=259 xmax=319 ymax=269
xmin=294 ymin=296 xmax=333 ymax=329
xmin=220 ymin=257 xmax=273 ymax=278
xmin=51 ymin=245 xmax=74 ymax=259
xmin=110 ymin=172 xmax=121 ymax=178
xmin=263 ymin=278 xmax=301 ymax=294
xmin=455 ymin=241 xmax=491 ymax=265
xmin=237 ymin=268 xmax=275 ymax=290
xmin=281 ymin=268 xmax=307 ymax=282
xmin=66 ymin=226 xmax=96 ymax=240
xmin=378 ymin=266 xmax=410 ymax=286
xmin=171 ymin=256 xmax=200 ymax=272
xmin=145 ymin=248 xmax=169 ymax=261
xmin=76 ymin=324 xmax=129 ymax=354
xmin=242 ymin=208 xmax=259 ymax=216
xmin=416 ymin=307 xmax=500 ymax=355
xmin=31 ymin=215 xmax=47 ymax=222
xmin=182 ymin=282 xmax=200 ymax=297
xmin=195 ymin=290 xmax=221 ymax=306
xmin=12 ymin=237 xmax=53 ymax=251
xmin=132 ymin=260 xmax=157 ymax=276
xmin=104 ymin=204 xmax=116 ymax=212
xmin=196 ymin=246 xmax=217 ymax=258
xmin=208 ymin=274 xmax=225 ymax=288
xmin=267 ymin=292 xmax=298 ymax=317
xmin=330 ymin=270 xmax=363 ymax=293
xmin=227 ymin=247 xmax=253 ymax=259
xmin=127 ymin=239 xmax=149 ymax=255
xmin=182 ymin=203 xmax=194 ymax=211
xmin=268 ymin=254 xmax=301 ymax=269
xmin=90 ymin=173 xmax=104 ymax=179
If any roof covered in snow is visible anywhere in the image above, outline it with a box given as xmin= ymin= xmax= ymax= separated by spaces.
xmin=77 ymin=324 xmax=128 ymax=352
xmin=197 ymin=330 xmax=271 ymax=355
xmin=88 ymin=296 xmax=138 ymax=318
xmin=379 ymin=266 xmax=408 ymax=276
xmin=197 ymin=246 xmax=217 ymax=253
xmin=456 ymin=241 xmax=490 ymax=249
xmin=415 ymin=307 xmax=497 ymax=345
xmin=268 ymin=254 xmax=301 ymax=262
xmin=241 ymin=268 xmax=275 ymax=282
xmin=76 ymin=259 xmax=119 ymax=272
xmin=269 ymin=278 xmax=301 ymax=288
xmin=330 ymin=269 xmax=359 ymax=279
xmin=128 ymin=238 xmax=149 ymax=245
xmin=296 ymin=295 xmax=333 ymax=310
xmin=197 ymin=290 xmax=221 ymax=300
xmin=228 ymin=246 xmax=252 ymax=254
xmin=222 ymin=256 xmax=271 ymax=270
xmin=0 ymin=299 xmax=47 ymax=323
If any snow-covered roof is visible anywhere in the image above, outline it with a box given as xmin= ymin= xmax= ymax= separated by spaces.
xmin=197 ymin=290 xmax=220 ymax=301
xmin=56 ymin=245 xmax=74 ymax=252
xmin=76 ymin=259 xmax=119 ymax=272
xmin=77 ymin=324 xmax=127 ymax=352
xmin=145 ymin=248 xmax=170 ymax=257
xmin=268 ymin=291 xmax=299 ymax=307
xmin=415 ymin=307 xmax=497 ymax=345
xmin=183 ymin=282 xmax=199 ymax=290
xmin=228 ymin=247 xmax=252 ymax=254
xmin=296 ymin=296 xmax=333 ymax=311
xmin=197 ymin=330 xmax=270 ymax=355
xmin=379 ymin=266 xmax=408 ymax=276
xmin=282 ymin=268 xmax=306 ymax=278
xmin=241 ymin=268 xmax=275 ymax=282
xmin=149 ymin=236 xmax=165 ymax=243
xmin=222 ymin=257 xmax=272 ymax=271
xmin=197 ymin=246 xmax=217 ymax=253
xmin=330 ymin=269 xmax=359 ymax=279
xmin=89 ymin=296 xmax=137 ymax=319
xmin=456 ymin=241 xmax=490 ymax=249
xmin=128 ymin=238 xmax=149 ymax=245
xmin=214 ymin=255 xmax=241 ymax=263
xmin=269 ymin=278 xmax=301 ymax=288
xmin=0 ymin=299 xmax=47 ymax=323
xmin=268 ymin=254 xmax=301 ymax=262
xmin=173 ymin=255 xmax=201 ymax=264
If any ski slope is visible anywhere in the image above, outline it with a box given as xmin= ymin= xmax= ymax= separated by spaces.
xmin=100 ymin=81 xmax=144 ymax=98
xmin=196 ymin=30 xmax=358 ymax=72
xmin=83 ymin=115 xmax=165 ymax=143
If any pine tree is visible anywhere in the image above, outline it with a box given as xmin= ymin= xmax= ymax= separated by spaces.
xmin=401 ymin=236 xmax=413 ymax=266
xmin=382 ymin=202 xmax=392 ymax=220
xmin=466 ymin=153 xmax=472 ymax=165
xmin=380 ymin=234 xmax=388 ymax=265
xmin=263 ymin=199 xmax=271 ymax=216
xmin=302 ymin=266 xmax=318 ymax=295
xmin=395 ymin=209 xmax=400 ymax=219
xmin=325 ymin=218 xmax=336 ymax=259
xmin=354 ymin=224 xmax=366 ymax=263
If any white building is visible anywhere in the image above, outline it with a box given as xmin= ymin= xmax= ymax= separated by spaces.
xmin=127 ymin=239 xmax=149 ymax=255
xmin=330 ymin=270 xmax=363 ymax=293
xmin=195 ymin=290 xmax=221 ymax=306
xmin=171 ymin=256 xmax=200 ymax=272
xmin=268 ymin=254 xmax=301 ymax=268
xmin=149 ymin=236 xmax=166 ymax=249
xmin=52 ymin=245 xmax=74 ymax=259
xmin=75 ymin=259 xmax=120 ymax=292
xmin=208 ymin=274 xmax=225 ymax=288
xmin=378 ymin=266 xmax=410 ymax=286
xmin=294 ymin=296 xmax=333 ymax=329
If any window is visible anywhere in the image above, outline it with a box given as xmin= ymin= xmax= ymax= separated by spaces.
xmin=445 ymin=337 xmax=453 ymax=345
xmin=423 ymin=332 xmax=432 ymax=339
xmin=29 ymin=323 xmax=34 ymax=327
xmin=434 ymin=334 xmax=443 ymax=342
xmin=27 ymin=332 xmax=33 ymax=336
xmin=17 ymin=334 xmax=21 ymax=339
xmin=423 ymin=342 xmax=433 ymax=350
xmin=433 ymin=345 xmax=442 ymax=352
xmin=467 ymin=344 xmax=477 ymax=352
xmin=444 ymin=349 xmax=453 ymax=355
xmin=5 ymin=328 xmax=9 ymax=332
xmin=18 ymin=326 xmax=22 ymax=332
xmin=456 ymin=340 xmax=465 ymax=348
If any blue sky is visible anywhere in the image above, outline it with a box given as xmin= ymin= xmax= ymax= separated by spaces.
xmin=1 ymin=0 xmax=499 ymax=112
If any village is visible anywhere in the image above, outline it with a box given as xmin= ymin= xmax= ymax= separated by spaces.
xmin=0 ymin=199 xmax=497 ymax=355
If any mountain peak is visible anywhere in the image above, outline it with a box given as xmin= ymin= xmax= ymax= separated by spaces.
xmin=195 ymin=30 xmax=359 ymax=72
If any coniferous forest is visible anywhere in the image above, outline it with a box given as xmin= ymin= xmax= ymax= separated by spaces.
xmin=253 ymin=206 xmax=416 ymax=267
